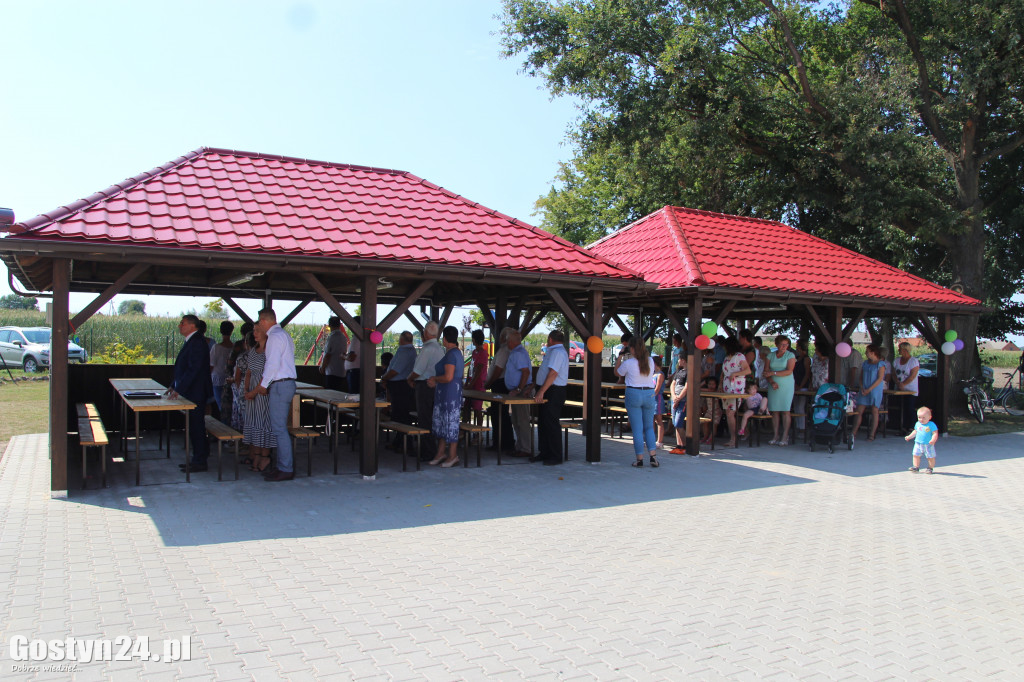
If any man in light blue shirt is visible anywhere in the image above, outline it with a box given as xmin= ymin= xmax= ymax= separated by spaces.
xmin=533 ymin=330 xmax=569 ymax=465
xmin=503 ymin=330 xmax=534 ymax=456
xmin=408 ymin=321 xmax=444 ymax=459
xmin=381 ymin=331 xmax=417 ymax=444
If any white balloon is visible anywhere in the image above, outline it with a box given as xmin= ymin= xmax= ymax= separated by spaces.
xmin=941 ymin=341 xmax=956 ymax=355
xmin=706 ymin=338 xmax=716 ymax=349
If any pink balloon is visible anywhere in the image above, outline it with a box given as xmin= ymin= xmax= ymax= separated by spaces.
xmin=369 ymin=330 xmax=383 ymax=344
xmin=835 ymin=342 xmax=852 ymax=358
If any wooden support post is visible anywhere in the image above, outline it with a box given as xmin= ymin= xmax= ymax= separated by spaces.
xmin=585 ymin=290 xmax=603 ymax=462
xmin=936 ymin=314 xmax=951 ymax=434
xmin=221 ymin=297 xmax=253 ymax=324
xmin=685 ymin=298 xmax=703 ymax=455
xmin=279 ymin=299 xmax=311 ymax=328
xmin=403 ymin=310 xmax=424 ymax=333
xmin=359 ymin=275 xmax=378 ymax=477
xmin=439 ymin=305 xmax=454 ymax=328
xmin=828 ymin=306 xmax=843 ymax=385
xmin=377 ymin=280 xmax=434 ymax=333
xmin=50 ymin=259 xmax=70 ymax=494
xmin=300 ymin=272 xmax=362 ymax=341
xmin=546 ymin=288 xmax=589 ymax=339
xmin=70 ymin=263 xmax=149 ymax=330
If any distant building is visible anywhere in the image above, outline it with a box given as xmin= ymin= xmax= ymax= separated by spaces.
xmin=979 ymin=340 xmax=1021 ymax=352
xmin=896 ymin=337 xmax=929 ymax=348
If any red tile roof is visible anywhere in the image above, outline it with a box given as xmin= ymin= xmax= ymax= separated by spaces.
xmin=588 ymin=206 xmax=980 ymax=306
xmin=7 ymin=148 xmax=640 ymax=282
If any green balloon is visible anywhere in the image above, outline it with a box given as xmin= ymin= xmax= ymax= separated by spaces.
xmin=944 ymin=330 xmax=957 ymax=342
xmin=701 ymin=321 xmax=718 ymax=336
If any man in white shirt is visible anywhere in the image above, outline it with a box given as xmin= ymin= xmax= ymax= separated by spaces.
xmin=319 ymin=316 xmax=347 ymax=392
xmin=345 ymin=316 xmax=362 ymax=394
xmin=407 ymin=321 xmax=444 ymax=460
xmin=533 ymin=330 xmax=569 ymax=465
xmin=255 ymin=308 xmax=298 ymax=481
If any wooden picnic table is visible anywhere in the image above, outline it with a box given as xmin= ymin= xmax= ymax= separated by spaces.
xmin=462 ymin=389 xmax=545 ymax=465
xmin=884 ymin=389 xmax=916 ymax=432
xmin=294 ymin=387 xmax=388 ymax=471
xmin=109 ymin=378 xmax=196 ymax=485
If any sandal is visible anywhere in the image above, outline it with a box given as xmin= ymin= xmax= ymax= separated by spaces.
xmin=632 ymin=458 xmax=644 ymax=467
xmin=649 ymin=455 xmax=659 ymax=468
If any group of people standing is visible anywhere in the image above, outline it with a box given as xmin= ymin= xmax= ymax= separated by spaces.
xmin=171 ymin=309 xmax=298 ymax=481
xmin=374 ymin=323 xmax=569 ymax=468
xmin=642 ymin=329 xmax=923 ymax=454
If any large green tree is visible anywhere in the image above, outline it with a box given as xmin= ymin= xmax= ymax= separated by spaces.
xmin=501 ymin=0 xmax=1024 ymax=372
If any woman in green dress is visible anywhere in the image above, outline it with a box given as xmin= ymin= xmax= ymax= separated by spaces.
xmin=764 ymin=335 xmax=797 ymax=445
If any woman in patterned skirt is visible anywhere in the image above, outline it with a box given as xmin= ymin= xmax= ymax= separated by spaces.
xmin=427 ymin=325 xmax=464 ymax=467
xmin=243 ymin=326 xmax=276 ymax=472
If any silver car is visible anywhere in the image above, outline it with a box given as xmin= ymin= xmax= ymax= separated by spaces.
xmin=0 ymin=326 xmax=88 ymax=372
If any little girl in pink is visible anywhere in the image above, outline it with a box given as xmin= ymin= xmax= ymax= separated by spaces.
xmin=738 ymin=382 xmax=770 ymax=436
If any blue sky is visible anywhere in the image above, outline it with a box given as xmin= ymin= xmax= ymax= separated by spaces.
xmin=0 ymin=0 xmax=578 ymax=323
xmin=2 ymin=1 xmax=1018 ymax=343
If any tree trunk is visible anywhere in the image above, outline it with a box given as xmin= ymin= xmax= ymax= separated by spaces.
xmin=945 ymin=154 xmax=987 ymax=417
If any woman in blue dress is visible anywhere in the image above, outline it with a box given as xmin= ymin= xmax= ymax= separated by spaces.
xmin=851 ymin=344 xmax=886 ymax=441
xmin=427 ymin=325 xmax=464 ymax=467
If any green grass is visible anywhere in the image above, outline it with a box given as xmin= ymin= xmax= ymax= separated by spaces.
xmin=948 ymin=411 xmax=1024 ymax=437
xmin=0 ymin=378 xmax=49 ymax=454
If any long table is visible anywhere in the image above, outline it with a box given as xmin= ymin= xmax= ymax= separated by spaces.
xmin=109 ymin=378 xmax=197 ymax=485
xmin=462 ymin=389 xmax=545 ymax=465
xmin=294 ymin=387 xmax=388 ymax=473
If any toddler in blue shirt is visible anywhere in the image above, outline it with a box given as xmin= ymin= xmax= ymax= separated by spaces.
xmin=905 ymin=406 xmax=938 ymax=474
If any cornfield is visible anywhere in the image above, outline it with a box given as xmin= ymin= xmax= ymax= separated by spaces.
xmin=0 ymin=310 xmax=405 ymax=364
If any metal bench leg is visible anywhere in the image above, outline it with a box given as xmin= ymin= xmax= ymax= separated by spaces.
xmin=416 ymin=434 xmax=422 ymax=471
xmin=82 ymin=445 xmax=88 ymax=490
xmin=102 ymin=444 xmax=107 ymax=488
xmin=217 ymin=440 xmax=223 ymax=482
xmin=234 ymin=440 xmax=240 ymax=481
xmin=477 ymin=432 xmax=482 ymax=467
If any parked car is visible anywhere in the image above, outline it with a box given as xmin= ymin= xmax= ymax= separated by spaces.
xmin=0 ymin=326 xmax=88 ymax=372
xmin=916 ymin=352 xmax=993 ymax=384
xmin=539 ymin=340 xmax=586 ymax=363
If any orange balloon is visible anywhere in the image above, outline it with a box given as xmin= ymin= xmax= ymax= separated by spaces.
xmin=586 ymin=335 xmax=604 ymax=354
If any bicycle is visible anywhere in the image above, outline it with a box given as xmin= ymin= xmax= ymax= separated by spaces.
xmin=960 ymin=369 xmax=1024 ymax=423
xmin=992 ymin=366 xmax=1024 ymax=416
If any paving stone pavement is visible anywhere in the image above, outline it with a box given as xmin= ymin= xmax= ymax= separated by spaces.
xmin=1 ymin=428 xmax=1023 ymax=681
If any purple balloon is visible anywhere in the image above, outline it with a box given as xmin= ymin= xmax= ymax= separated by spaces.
xmin=953 ymin=339 xmax=965 ymax=352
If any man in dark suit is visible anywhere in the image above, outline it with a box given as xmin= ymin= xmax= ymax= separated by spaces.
xmin=169 ymin=314 xmax=213 ymax=472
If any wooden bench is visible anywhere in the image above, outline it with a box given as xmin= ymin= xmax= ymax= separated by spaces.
xmin=289 ymin=426 xmax=320 ymax=477
xmin=459 ymin=423 xmax=490 ymax=468
xmin=745 ymin=414 xmax=774 ymax=447
xmin=558 ymin=419 xmax=580 ymax=461
xmin=204 ymin=416 xmax=242 ymax=481
xmin=77 ymin=403 xmax=109 ymax=489
xmin=380 ymin=421 xmax=429 ymax=471
xmin=606 ymin=405 xmax=629 ymax=438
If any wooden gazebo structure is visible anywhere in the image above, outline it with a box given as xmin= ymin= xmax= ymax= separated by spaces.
xmin=0 ymin=147 xmax=652 ymax=494
xmin=587 ymin=206 xmax=984 ymax=455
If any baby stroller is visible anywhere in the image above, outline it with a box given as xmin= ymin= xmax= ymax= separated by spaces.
xmin=808 ymin=383 xmax=852 ymax=453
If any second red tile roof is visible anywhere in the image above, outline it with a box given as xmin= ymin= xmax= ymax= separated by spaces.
xmin=588 ymin=206 xmax=980 ymax=306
